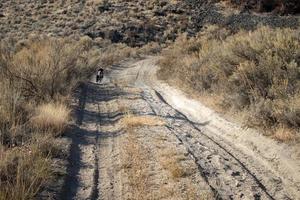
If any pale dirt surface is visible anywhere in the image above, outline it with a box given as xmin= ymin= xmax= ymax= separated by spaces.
xmin=59 ymin=61 xmax=213 ymax=200
xmin=109 ymin=57 xmax=300 ymax=199
xmin=58 ymin=57 xmax=299 ymax=200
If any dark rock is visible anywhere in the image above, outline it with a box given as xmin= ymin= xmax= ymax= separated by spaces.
xmin=107 ymin=30 xmax=123 ymax=43
xmin=154 ymin=10 xmax=166 ymax=16
xmin=98 ymin=1 xmax=111 ymax=13
xmin=85 ymin=31 xmax=105 ymax=39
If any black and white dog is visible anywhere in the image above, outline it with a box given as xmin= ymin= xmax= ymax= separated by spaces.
xmin=96 ymin=68 xmax=104 ymax=83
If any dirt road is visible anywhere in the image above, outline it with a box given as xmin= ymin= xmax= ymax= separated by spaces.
xmin=61 ymin=57 xmax=300 ymax=200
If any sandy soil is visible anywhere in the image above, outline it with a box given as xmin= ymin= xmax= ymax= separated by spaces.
xmin=59 ymin=57 xmax=299 ymax=200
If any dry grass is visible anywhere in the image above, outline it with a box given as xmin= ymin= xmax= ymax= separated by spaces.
xmin=159 ymin=146 xmax=196 ymax=179
xmin=122 ymin=131 xmax=150 ymax=200
xmin=0 ymin=144 xmax=52 ymax=200
xmin=30 ymin=103 xmax=70 ymax=136
xmin=156 ymin=137 xmax=213 ymax=199
xmin=120 ymin=109 xmax=153 ymax=199
xmin=159 ymin=25 xmax=300 ymax=141
xmin=272 ymin=126 xmax=298 ymax=142
xmin=121 ymin=114 xmax=166 ymax=129
xmin=121 ymin=110 xmax=213 ymax=199
xmin=121 ymin=113 xmax=164 ymax=199
xmin=160 ymin=157 xmax=187 ymax=179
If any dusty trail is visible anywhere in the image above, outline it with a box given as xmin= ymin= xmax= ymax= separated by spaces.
xmin=61 ymin=57 xmax=299 ymax=200
xmin=61 ymin=83 xmax=124 ymax=200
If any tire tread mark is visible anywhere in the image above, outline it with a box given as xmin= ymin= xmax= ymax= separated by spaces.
xmin=154 ymin=90 xmax=275 ymax=200
xmin=165 ymin=125 xmax=222 ymax=200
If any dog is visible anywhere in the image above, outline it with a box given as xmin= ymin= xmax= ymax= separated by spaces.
xmin=96 ymin=68 xmax=104 ymax=83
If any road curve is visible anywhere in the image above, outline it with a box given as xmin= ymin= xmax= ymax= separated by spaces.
xmin=61 ymin=57 xmax=299 ymax=200
xmin=109 ymin=57 xmax=300 ymax=200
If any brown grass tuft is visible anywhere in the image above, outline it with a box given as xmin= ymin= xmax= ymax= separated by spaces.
xmin=121 ymin=114 xmax=165 ymax=129
xmin=272 ymin=126 xmax=298 ymax=142
xmin=160 ymin=158 xmax=186 ymax=179
xmin=30 ymin=103 xmax=70 ymax=136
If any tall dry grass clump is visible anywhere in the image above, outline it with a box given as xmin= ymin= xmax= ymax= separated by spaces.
xmin=30 ymin=103 xmax=70 ymax=136
xmin=159 ymin=26 xmax=300 ymax=141
xmin=0 ymin=147 xmax=52 ymax=200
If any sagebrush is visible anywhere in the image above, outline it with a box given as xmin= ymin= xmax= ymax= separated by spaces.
xmin=159 ymin=26 xmax=300 ymax=140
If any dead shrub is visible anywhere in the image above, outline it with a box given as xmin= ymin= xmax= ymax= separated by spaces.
xmin=272 ymin=126 xmax=297 ymax=142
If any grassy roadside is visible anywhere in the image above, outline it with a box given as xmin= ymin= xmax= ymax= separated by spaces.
xmin=159 ymin=25 xmax=300 ymax=142
xmin=0 ymin=36 xmax=159 ymax=199
xmin=0 ymin=36 xmax=100 ymax=199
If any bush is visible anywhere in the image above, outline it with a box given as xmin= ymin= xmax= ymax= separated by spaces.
xmin=0 ymin=36 xmax=101 ymax=199
xmin=159 ymin=26 xmax=300 ymax=139
xmin=1 ymin=36 xmax=99 ymax=101
xmin=0 ymin=36 xmax=100 ymax=145
xmin=225 ymin=0 xmax=300 ymax=14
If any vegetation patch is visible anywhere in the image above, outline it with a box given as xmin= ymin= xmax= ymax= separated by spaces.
xmin=122 ymin=129 xmax=150 ymax=200
xmin=223 ymin=0 xmax=300 ymax=14
xmin=0 ymin=35 xmax=140 ymax=199
xmin=30 ymin=103 xmax=70 ymax=137
xmin=0 ymin=146 xmax=52 ymax=200
xmin=159 ymin=25 xmax=300 ymax=141
xmin=121 ymin=114 xmax=166 ymax=129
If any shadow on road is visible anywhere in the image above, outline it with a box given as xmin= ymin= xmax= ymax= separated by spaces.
xmin=61 ymin=82 xmax=126 ymax=200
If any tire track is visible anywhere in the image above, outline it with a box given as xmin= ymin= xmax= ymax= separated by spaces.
xmin=141 ymin=88 xmax=274 ymax=199
xmin=97 ymin=83 xmax=123 ymax=200
xmin=154 ymin=89 xmax=275 ymax=199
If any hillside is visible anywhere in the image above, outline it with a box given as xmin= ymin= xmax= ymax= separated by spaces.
xmin=0 ymin=0 xmax=298 ymax=46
